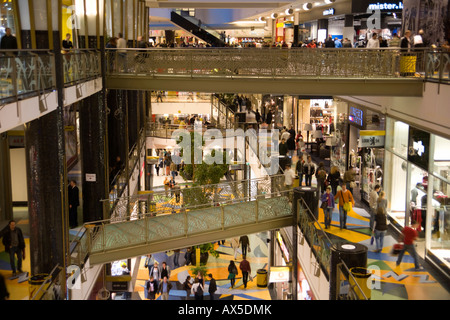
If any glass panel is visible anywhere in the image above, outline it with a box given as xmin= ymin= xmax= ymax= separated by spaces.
xmin=409 ymin=164 xmax=429 ymax=234
xmin=0 ymin=1 xmax=16 ymax=38
xmin=330 ymin=100 xmax=348 ymax=176
xmin=385 ymin=118 xmax=409 ymax=158
xmin=430 ymin=177 xmax=450 ymax=271
xmin=385 ymin=151 xmax=407 ymax=226
xmin=433 ymin=134 xmax=450 ymax=184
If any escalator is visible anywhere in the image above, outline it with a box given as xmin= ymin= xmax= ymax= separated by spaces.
xmin=170 ymin=11 xmax=226 ymax=47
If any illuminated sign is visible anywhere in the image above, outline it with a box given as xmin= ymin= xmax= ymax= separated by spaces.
xmin=407 ymin=127 xmax=430 ymax=171
xmin=349 ymin=106 xmax=364 ymax=127
xmin=323 ymin=8 xmax=335 ymax=16
xmin=276 ymin=231 xmax=290 ymax=263
xmin=269 ymin=266 xmax=290 ymax=282
xmin=352 ymin=0 xmax=403 ymax=13
xmin=359 ymin=130 xmax=385 ymax=148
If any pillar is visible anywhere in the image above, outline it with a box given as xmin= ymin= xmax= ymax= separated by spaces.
xmin=107 ymin=89 xmax=128 ymax=175
xmin=79 ymin=92 xmax=109 ymax=222
xmin=0 ymin=133 xmax=13 ymax=222
xmin=293 ymin=12 xmax=300 ymax=46
xmin=318 ymin=19 xmax=329 ymax=43
xmin=329 ymin=242 xmax=368 ymax=300
xmin=343 ymin=15 xmax=355 ymax=43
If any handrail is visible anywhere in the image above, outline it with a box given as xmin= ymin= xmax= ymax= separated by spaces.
xmin=29 ymin=264 xmax=65 ymax=300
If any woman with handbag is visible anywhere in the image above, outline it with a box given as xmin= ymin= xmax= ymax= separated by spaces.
xmin=320 ymin=186 xmax=335 ymax=229
xmin=227 ymin=260 xmax=238 ymax=289
xmin=334 ymin=183 xmax=355 ymax=230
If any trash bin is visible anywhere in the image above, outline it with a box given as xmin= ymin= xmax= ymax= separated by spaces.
xmin=293 ymin=177 xmax=300 ymax=188
xmin=256 ymin=269 xmax=268 ymax=288
xmin=400 ymin=54 xmax=417 ymax=76
xmin=349 ymin=267 xmax=372 ymax=300
xmin=28 ymin=274 xmax=50 ymax=300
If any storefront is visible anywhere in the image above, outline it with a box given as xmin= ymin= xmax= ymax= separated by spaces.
xmin=271 ymin=230 xmax=294 ymax=300
xmin=384 ymin=118 xmax=450 ymax=274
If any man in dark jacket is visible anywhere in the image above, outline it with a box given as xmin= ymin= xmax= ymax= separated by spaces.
xmin=0 ymin=28 xmax=18 ymax=50
xmin=68 ymin=180 xmax=80 ymax=228
xmin=325 ymin=35 xmax=335 ymax=48
xmin=239 ymin=235 xmax=250 ymax=257
xmin=239 ymin=255 xmax=252 ymax=289
xmin=0 ymin=220 xmax=26 ymax=276
xmin=207 ymin=273 xmax=217 ymax=300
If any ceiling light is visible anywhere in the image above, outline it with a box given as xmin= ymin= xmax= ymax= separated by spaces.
xmin=303 ymin=3 xmax=312 ymax=10
xmin=258 ymin=16 xmax=266 ymax=22
xmin=285 ymin=8 xmax=294 ymax=15
xmin=324 ymin=0 xmax=336 ymax=3
xmin=271 ymin=13 xmax=278 ymax=19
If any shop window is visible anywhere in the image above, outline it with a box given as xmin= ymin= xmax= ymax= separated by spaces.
xmin=384 ymin=151 xmax=407 ymax=226
xmin=430 ymin=176 xmax=450 ymax=270
xmin=409 ymin=164 xmax=430 ymax=234
xmin=432 ymin=135 xmax=450 ymax=185
xmin=385 ymin=118 xmax=409 ymax=158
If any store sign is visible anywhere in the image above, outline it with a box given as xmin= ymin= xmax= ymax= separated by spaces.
xmin=352 ymin=0 xmax=403 ymax=13
xmin=276 ymin=231 xmax=290 ymax=263
xmin=269 ymin=266 xmax=290 ymax=283
xmin=349 ymin=106 xmax=364 ymax=128
xmin=407 ymin=127 xmax=430 ymax=171
xmin=359 ymin=130 xmax=385 ymax=148
xmin=323 ymin=8 xmax=335 ymax=16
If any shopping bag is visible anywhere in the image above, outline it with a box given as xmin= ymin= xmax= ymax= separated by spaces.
xmin=370 ymin=236 xmax=374 ymax=245
xmin=391 ymin=242 xmax=404 ymax=255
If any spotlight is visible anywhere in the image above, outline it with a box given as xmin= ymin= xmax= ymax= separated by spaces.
xmin=271 ymin=13 xmax=278 ymax=19
xmin=324 ymin=0 xmax=336 ymax=4
xmin=285 ymin=8 xmax=294 ymax=15
xmin=258 ymin=16 xmax=266 ymax=22
xmin=303 ymin=3 xmax=312 ymax=10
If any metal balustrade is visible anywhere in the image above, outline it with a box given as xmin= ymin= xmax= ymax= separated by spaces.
xmin=105 ymin=47 xmax=447 ymax=82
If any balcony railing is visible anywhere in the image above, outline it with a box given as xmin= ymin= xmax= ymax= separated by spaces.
xmin=105 ymin=47 xmax=448 ymax=83
xmin=0 ymin=49 xmax=102 ymax=104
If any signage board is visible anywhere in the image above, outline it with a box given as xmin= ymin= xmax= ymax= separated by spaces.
xmin=359 ymin=130 xmax=385 ymax=148
xmin=276 ymin=231 xmax=290 ymax=263
xmin=269 ymin=266 xmax=290 ymax=283
xmin=323 ymin=8 xmax=335 ymax=16
xmin=352 ymin=0 xmax=403 ymax=13
xmin=407 ymin=127 xmax=430 ymax=171
xmin=348 ymin=106 xmax=364 ymax=128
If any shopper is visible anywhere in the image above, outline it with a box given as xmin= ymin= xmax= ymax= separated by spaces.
xmin=68 ymin=179 xmax=80 ymax=229
xmin=231 ymin=237 xmax=240 ymax=259
xmin=287 ymin=134 xmax=296 ymax=158
xmin=279 ymin=138 xmax=288 ymax=156
xmin=148 ymin=261 xmax=161 ymax=282
xmin=183 ymin=275 xmax=192 ymax=299
xmin=327 ymin=166 xmax=341 ymax=196
xmin=321 ymin=186 xmax=335 ymax=229
xmin=239 ymin=235 xmax=250 ymax=257
xmin=227 ymin=260 xmax=238 ymax=289
xmin=164 ymin=177 xmax=170 ymax=197
xmin=325 ymin=35 xmax=335 ymax=48
xmin=207 ymin=273 xmax=218 ymax=300
xmin=396 ymin=220 xmax=423 ymax=270
xmin=192 ymin=278 xmax=204 ymax=300
xmin=144 ymin=254 xmax=155 ymax=277
xmin=372 ymin=206 xmax=388 ymax=253
xmin=146 ymin=275 xmax=158 ymax=300
xmin=303 ymin=156 xmax=315 ymax=187
xmin=295 ymin=157 xmax=304 ymax=187
xmin=0 ymin=273 xmax=8 ymax=300
xmin=160 ymin=261 xmax=171 ymax=280
xmin=0 ymin=28 xmax=17 ymax=50
xmin=334 ymin=183 xmax=355 ymax=230
xmin=377 ymin=191 xmax=388 ymax=215
xmin=0 ymin=220 xmax=26 ymax=276
xmin=315 ymin=162 xmax=327 ymax=195
xmin=343 ymin=166 xmax=356 ymax=194
xmin=170 ymin=160 xmax=177 ymax=180
xmin=184 ymin=247 xmax=192 ymax=266
xmin=239 ymin=255 xmax=252 ymax=289
xmin=389 ymin=33 xmax=401 ymax=48
xmin=369 ymin=185 xmax=381 ymax=230
xmin=400 ymin=30 xmax=412 ymax=51
xmin=158 ymin=276 xmax=172 ymax=300
xmin=284 ymin=164 xmax=296 ymax=194
xmin=366 ymin=33 xmax=380 ymax=48
xmin=62 ymin=33 xmax=73 ymax=51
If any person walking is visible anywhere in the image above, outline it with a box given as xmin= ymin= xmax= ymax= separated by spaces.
xmin=303 ymin=156 xmax=315 ymax=187
xmin=207 ymin=273 xmax=217 ymax=300
xmin=148 ymin=261 xmax=161 ymax=283
xmin=284 ymin=164 xmax=295 ymax=193
xmin=146 ymin=275 xmax=158 ymax=300
xmin=170 ymin=160 xmax=177 ymax=180
xmin=372 ymin=206 xmax=388 ymax=253
xmin=231 ymin=237 xmax=240 ymax=259
xmin=327 ymin=166 xmax=341 ymax=196
xmin=227 ymin=260 xmax=238 ymax=289
xmin=184 ymin=247 xmax=192 ymax=266
xmin=68 ymin=179 xmax=80 ymax=229
xmin=160 ymin=261 xmax=171 ymax=280
xmin=320 ymin=186 xmax=335 ymax=229
xmin=334 ymin=183 xmax=355 ymax=230
xmin=239 ymin=235 xmax=250 ymax=257
xmin=0 ymin=220 xmax=26 ymax=276
xmin=343 ymin=166 xmax=356 ymax=195
xmin=239 ymin=255 xmax=251 ymax=289
xmin=191 ymin=278 xmax=204 ymax=300
xmin=183 ymin=275 xmax=192 ymax=300
xmin=396 ymin=220 xmax=423 ymax=270
xmin=158 ymin=276 xmax=172 ymax=300
xmin=144 ymin=254 xmax=155 ymax=277
xmin=295 ymin=157 xmax=304 ymax=187
xmin=315 ymin=162 xmax=327 ymax=195
xmin=369 ymin=185 xmax=381 ymax=230
xmin=366 ymin=33 xmax=380 ymax=48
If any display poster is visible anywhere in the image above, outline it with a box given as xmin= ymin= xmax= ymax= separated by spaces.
xmin=349 ymin=106 xmax=364 ymax=128
xmin=269 ymin=266 xmax=290 ymax=283
xmin=407 ymin=127 xmax=430 ymax=171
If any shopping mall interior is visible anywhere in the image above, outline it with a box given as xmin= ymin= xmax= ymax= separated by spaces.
xmin=0 ymin=0 xmax=449 ymax=305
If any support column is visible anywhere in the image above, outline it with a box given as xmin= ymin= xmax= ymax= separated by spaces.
xmin=293 ymin=12 xmax=300 ymax=47
xmin=0 ymin=133 xmax=13 ymax=222
xmin=79 ymin=92 xmax=108 ymax=223
xmin=343 ymin=15 xmax=355 ymax=44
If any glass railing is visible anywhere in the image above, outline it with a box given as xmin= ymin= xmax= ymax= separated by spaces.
xmin=62 ymin=49 xmax=102 ymax=86
xmin=105 ymin=47 xmax=449 ymax=82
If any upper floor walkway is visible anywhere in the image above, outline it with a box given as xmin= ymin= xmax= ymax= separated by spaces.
xmin=105 ymin=47 xmax=449 ymax=96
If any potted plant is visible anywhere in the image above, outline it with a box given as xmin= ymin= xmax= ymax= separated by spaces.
xmin=190 ymin=243 xmax=219 ymax=266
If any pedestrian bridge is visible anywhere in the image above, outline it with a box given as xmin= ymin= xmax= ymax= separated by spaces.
xmin=71 ymin=175 xmax=294 ymax=265
xmin=104 ymin=48 xmax=448 ymax=97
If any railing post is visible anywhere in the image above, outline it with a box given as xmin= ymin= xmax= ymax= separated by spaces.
xmin=221 ymin=205 xmax=225 ymax=230
xmin=184 ymin=206 xmax=188 ymax=236
xmin=255 ymin=198 xmax=259 ymax=223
